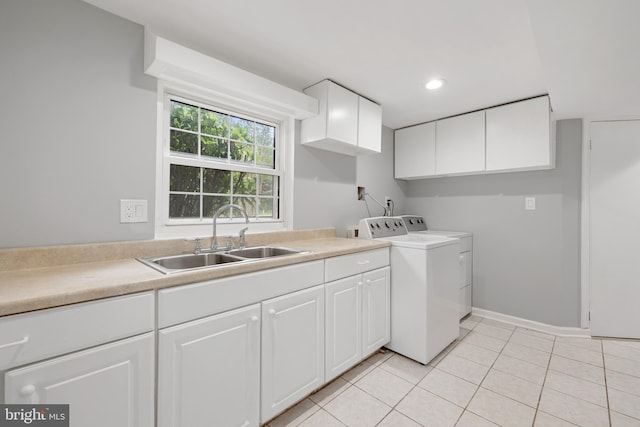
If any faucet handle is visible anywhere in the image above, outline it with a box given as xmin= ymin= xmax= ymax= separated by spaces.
xmin=239 ymin=227 xmax=249 ymax=249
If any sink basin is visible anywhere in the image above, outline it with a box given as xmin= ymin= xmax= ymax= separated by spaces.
xmin=227 ymin=246 xmax=307 ymax=259
xmin=138 ymin=252 xmax=246 ymax=274
xmin=138 ymin=246 xmax=307 ymax=274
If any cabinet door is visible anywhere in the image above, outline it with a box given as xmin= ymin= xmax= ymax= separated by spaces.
xmin=485 ymin=96 xmax=553 ymax=172
xmin=362 ymin=267 xmax=391 ymax=358
xmin=158 ymin=304 xmax=260 ymax=427
xmin=326 ymin=82 xmax=359 ymax=145
xmin=261 ymin=285 xmax=324 ymax=423
xmin=357 ymin=96 xmax=382 ymax=153
xmin=435 ymin=110 xmax=486 ymax=175
xmin=5 ymin=333 xmax=154 ymax=427
xmin=325 ymin=276 xmax=362 ymax=382
xmin=395 ymin=122 xmax=436 ymax=179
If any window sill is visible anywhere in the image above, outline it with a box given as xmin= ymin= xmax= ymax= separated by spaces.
xmin=155 ymin=220 xmax=287 ymax=240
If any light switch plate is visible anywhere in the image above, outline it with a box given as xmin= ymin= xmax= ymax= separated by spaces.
xmin=525 ymin=197 xmax=536 ymax=210
xmin=120 ymin=199 xmax=148 ymax=223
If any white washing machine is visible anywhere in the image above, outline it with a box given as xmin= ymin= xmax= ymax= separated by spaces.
xmin=359 ymin=216 xmax=460 ymax=364
xmin=400 ymin=215 xmax=473 ymax=318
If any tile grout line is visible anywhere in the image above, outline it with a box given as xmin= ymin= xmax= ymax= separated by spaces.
xmin=532 ymin=332 xmax=557 ymax=426
xmin=602 ymin=339 xmax=612 ymax=427
xmin=455 ymin=318 xmax=519 ymax=426
xmin=373 ymin=319 xmax=481 ymax=426
xmin=451 ymin=317 xmax=523 ymax=425
xmin=535 ymin=336 xmax=614 ymax=426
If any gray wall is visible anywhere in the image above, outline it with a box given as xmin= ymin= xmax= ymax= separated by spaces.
xmin=0 ymin=0 xmax=406 ymax=248
xmin=0 ymin=0 xmax=157 ymax=248
xmin=405 ymin=119 xmax=582 ymax=327
xmin=294 ymin=125 xmax=408 ymax=236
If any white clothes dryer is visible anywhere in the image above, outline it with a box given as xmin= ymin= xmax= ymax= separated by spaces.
xmin=400 ymin=215 xmax=473 ymax=318
xmin=359 ymin=217 xmax=460 ymax=364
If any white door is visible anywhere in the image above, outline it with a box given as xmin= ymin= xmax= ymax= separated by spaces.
xmin=362 ymin=267 xmax=391 ymax=358
xmin=590 ymin=120 xmax=640 ymax=338
xmin=5 ymin=333 xmax=154 ymax=427
xmin=157 ymin=304 xmax=261 ymax=427
xmin=325 ymin=276 xmax=361 ymax=382
xmin=261 ymin=285 xmax=324 ymax=423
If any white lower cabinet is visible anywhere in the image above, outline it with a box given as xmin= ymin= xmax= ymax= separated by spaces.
xmin=361 ymin=267 xmax=391 ymax=357
xmin=261 ymin=285 xmax=324 ymax=423
xmin=157 ymin=304 xmax=261 ymax=427
xmin=325 ymin=249 xmax=391 ymax=383
xmin=325 ymin=276 xmax=362 ymax=382
xmin=325 ymin=267 xmax=391 ymax=382
xmin=5 ymin=332 xmax=155 ymax=427
xmin=1 ymin=252 xmax=390 ymax=426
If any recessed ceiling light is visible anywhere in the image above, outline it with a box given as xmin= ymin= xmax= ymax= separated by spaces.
xmin=425 ymin=79 xmax=445 ymax=90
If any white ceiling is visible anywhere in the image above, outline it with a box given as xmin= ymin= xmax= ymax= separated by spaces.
xmin=82 ymin=0 xmax=640 ymax=129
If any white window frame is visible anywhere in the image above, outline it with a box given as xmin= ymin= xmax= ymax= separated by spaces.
xmin=154 ymin=80 xmax=295 ymax=239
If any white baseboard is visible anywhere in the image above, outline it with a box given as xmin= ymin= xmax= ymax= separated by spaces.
xmin=471 ymin=307 xmax=591 ymax=337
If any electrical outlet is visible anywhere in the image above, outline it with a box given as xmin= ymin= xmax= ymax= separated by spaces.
xmin=120 ymin=199 xmax=148 ymax=223
xmin=525 ymin=197 xmax=536 ymax=210
xmin=357 ymin=186 xmax=365 ymax=200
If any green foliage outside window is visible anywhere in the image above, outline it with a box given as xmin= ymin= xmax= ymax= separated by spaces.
xmin=168 ymin=100 xmax=278 ymax=220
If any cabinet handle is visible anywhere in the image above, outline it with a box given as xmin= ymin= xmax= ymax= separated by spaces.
xmin=357 ymin=260 xmax=371 ymax=265
xmin=20 ymin=385 xmax=35 ymax=397
xmin=250 ymin=316 xmax=259 ymax=323
xmin=0 ymin=336 xmax=29 ymax=350
xmin=268 ymin=309 xmax=276 ymax=316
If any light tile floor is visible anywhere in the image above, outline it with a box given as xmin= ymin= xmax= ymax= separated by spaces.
xmin=266 ymin=316 xmax=640 ymax=427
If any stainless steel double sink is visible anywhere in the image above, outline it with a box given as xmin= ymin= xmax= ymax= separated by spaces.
xmin=138 ymin=246 xmax=307 ymax=274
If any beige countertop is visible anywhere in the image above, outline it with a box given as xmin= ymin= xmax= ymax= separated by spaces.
xmin=0 ymin=233 xmax=389 ymax=317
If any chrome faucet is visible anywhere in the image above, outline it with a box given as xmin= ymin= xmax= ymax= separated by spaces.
xmin=212 ymin=204 xmax=249 ymax=250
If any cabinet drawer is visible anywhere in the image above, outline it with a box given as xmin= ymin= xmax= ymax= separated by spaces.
xmin=158 ymin=261 xmax=324 ymax=328
xmin=325 ymin=248 xmax=389 ymax=282
xmin=0 ymin=292 xmax=154 ymax=370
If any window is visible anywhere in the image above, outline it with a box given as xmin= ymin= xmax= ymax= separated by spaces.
xmin=162 ymin=94 xmax=283 ymax=228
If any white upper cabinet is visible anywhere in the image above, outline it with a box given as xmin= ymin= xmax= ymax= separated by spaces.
xmin=301 ymin=80 xmax=381 ymax=156
xmin=394 ymin=122 xmax=436 ymax=179
xmin=395 ymin=96 xmax=554 ymax=179
xmin=435 ymin=111 xmax=486 ymax=175
xmin=358 ymin=96 xmax=382 ymax=153
xmin=486 ymin=96 xmax=554 ymax=172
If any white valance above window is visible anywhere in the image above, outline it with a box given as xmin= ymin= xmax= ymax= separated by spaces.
xmin=143 ymin=30 xmax=318 ymax=120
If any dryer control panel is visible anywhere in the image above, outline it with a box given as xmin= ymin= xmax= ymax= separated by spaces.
xmin=358 ymin=216 xmax=407 ymax=239
xmin=399 ymin=215 xmax=428 ymax=232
